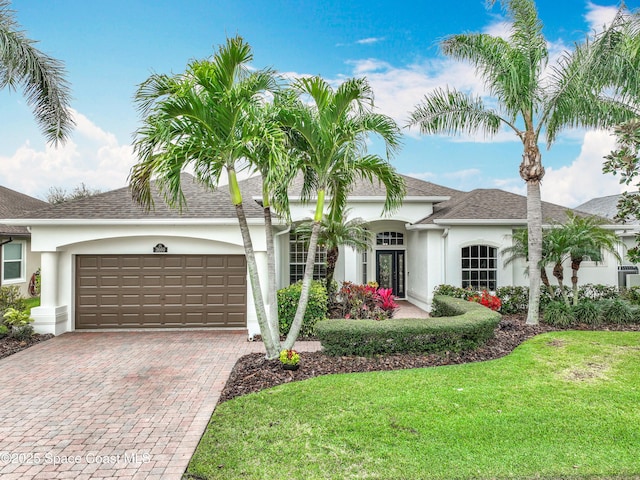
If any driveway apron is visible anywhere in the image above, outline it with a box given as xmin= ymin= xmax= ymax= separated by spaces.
xmin=0 ymin=331 xmax=321 ymax=479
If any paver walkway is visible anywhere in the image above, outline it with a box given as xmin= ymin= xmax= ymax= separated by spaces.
xmin=0 ymin=331 xmax=321 ymax=480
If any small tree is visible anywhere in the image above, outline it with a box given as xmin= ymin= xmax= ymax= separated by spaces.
xmin=46 ymin=183 xmax=102 ymax=204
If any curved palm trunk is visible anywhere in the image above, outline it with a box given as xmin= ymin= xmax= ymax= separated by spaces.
xmin=263 ymin=205 xmax=280 ymax=339
xmin=571 ymin=258 xmax=582 ymax=306
xmin=229 ymin=170 xmax=280 ymax=358
xmin=541 ymin=267 xmax=555 ymax=297
xmin=522 ymin=134 xmax=544 ymax=325
xmin=552 ymin=262 xmax=570 ymax=305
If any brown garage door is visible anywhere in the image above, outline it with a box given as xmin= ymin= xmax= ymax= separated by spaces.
xmin=75 ymin=255 xmax=247 ymax=329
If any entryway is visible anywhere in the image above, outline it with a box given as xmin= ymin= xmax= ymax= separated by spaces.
xmin=376 ymin=250 xmax=405 ymax=298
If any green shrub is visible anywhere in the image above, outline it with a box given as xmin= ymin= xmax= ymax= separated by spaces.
xmin=543 ymin=301 xmax=574 ymax=327
xmin=432 ymin=284 xmax=475 ymax=300
xmin=622 ymin=286 xmax=640 ymax=305
xmin=0 ymin=324 xmax=8 ymax=337
xmin=0 ymin=286 xmax=26 ymax=316
xmin=571 ymin=300 xmax=601 ymax=326
xmin=495 ymin=286 xmax=528 ymax=314
xmin=278 ymin=281 xmax=328 ymax=337
xmin=578 ymin=284 xmax=619 ymax=302
xmin=3 ymin=307 xmax=35 ymax=340
xmin=315 ymin=296 xmax=501 ymax=356
xmin=600 ymin=299 xmax=634 ymax=324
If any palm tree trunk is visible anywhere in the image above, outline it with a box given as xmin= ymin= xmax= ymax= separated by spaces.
xmin=325 ymin=246 xmax=339 ymax=298
xmin=263 ymin=205 xmax=279 ymax=340
xmin=541 ymin=267 xmax=555 ymax=298
xmin=283 ymin=220 xmax=321 ymax=350
xmin=552 ymin=262 xmax=570 ymax=306
xmin=521 ymin=133 xmax=544 ymax=325
xmin=526 ymin=180 xmax=543 ymax=324
xmin=228 ymin=169 xmax=280 ymax=358
xmin=571 ymin=258 xmax=582 ymax=306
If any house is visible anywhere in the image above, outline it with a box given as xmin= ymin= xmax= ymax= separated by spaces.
xmin=3 ymin=174 xmax=622 ymax=336
xmin=0 ymin=186 xmax=47 ymax=297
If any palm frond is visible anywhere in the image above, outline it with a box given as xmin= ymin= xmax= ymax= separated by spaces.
xmin=409 ymin=87 xmax=505 ymax=137
xmin=0 ymin=0 xmax=73 ymax=144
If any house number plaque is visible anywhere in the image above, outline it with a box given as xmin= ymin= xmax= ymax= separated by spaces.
xmin=153 ymin=243 xmax=168 ymax=253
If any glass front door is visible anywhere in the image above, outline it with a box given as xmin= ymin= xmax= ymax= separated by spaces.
xmin=376 ymin=250 xmax=405 ymax=298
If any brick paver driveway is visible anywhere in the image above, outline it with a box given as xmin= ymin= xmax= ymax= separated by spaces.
xmin=0 ymin=331 xmax=321 ymax=479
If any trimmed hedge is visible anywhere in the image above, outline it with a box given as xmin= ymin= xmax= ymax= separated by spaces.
xmin=315 ymin=296 xmax=501 ymax=356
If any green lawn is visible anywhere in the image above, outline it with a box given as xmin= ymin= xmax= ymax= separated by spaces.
xmin=187 ymin=331 xmax=640 ymax=480
xmin=24 ymin=297 xmax=40 ymax=313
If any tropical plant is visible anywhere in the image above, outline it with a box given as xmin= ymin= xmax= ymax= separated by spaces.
xmin=409 ymin=0 xmax=637 ymax=324
xmin=502 ymin=228 xmax=554 ymax=295
xmin=0 ymin=0 xmax=73 ymax=144
xmin=278 ymin=75 xmax=405 ymax=348
xmin=294 ymin=210 xmax=372 ymax=298
xmin=128 ymin=36 xmax=285 ymax=358
xmin=543 ymin=301 xmax=574 ymax=327
xmin=468 ymin=290 xmax=502 ymax=311
xmin=279 ymin=349 xmax=300 ymax=366
xmin=561 ymin=213 xmax=622 ymax=305
xmin=571 ymin=300 xmax=601 ymax=326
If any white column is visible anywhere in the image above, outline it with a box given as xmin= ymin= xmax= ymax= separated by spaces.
xmin=31 ymin=251 xmax=68 ymax=335
xmin=40 ymin=252 xmax=58 ymax=307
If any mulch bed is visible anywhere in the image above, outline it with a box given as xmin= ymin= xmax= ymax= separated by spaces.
xmin=219 ymin=315 xmax=640 ymax=404
xmin=0 ymin=334 xmax=54 ymax=360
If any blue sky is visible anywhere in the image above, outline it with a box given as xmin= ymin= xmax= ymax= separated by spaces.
xmin=0 ymin=0 xmax=636 ymax=206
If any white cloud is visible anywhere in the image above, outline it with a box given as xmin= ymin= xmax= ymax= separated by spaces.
xmin=483 ymin=20 xmax=512 ymax=39
xmin=584 ymin=2 xmax=619 ymax=32
xmin=356 ymin=37 xmax=385 ymax=45
xmin=406 ymin=171 xmax=435 ymax=181
xmin=540 ymin=129 xmax=630 ymax=207
xmin=0 ymin=110 xmax=135 ymax=199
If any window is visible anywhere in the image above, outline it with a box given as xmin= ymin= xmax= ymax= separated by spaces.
xmin=2 ymin=241 xmax=24 ymax=283
xmin=461 ymin=245 xmax=497 ymax=291
xmin=376 ymin=232 xmax=404 ymax=246
xmin=289 ymin=232 xmax=327 ymax=284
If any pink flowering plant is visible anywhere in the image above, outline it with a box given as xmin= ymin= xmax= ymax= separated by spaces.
xmin=333 ymin=281 xmax=399 ymax=320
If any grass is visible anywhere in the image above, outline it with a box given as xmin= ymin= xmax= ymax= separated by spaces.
xmin=187 ymin=331 xmax=640 ymax=480
xmin=24 ymin=297 xmax=40 ymax=313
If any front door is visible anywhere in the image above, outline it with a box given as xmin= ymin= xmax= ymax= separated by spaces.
xmin=376 ymin=250 xmax=405 ymax=298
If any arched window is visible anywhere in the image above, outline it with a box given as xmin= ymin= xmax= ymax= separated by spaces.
xmin=461 ymin=245 xmax=497 ymax=291
xmin=376 ymin=232 xmax=404 ymax=246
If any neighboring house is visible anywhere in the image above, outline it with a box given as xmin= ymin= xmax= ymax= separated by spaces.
xmin=577 ymin=193 xmax=640 ymax=285
xmin=3 ymin=174 xmax=621 ymax=336
xmin=0 ymin=186 xmax=47 ymax=297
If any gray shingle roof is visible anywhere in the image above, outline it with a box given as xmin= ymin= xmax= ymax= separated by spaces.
xmin=576 ymin=193 xmax=638 ymax=224
xmin=13 ymin=172 xmax=460 ymax=223
xmin=417 ymin=189 xmax=581 ymax=224
xmin=0 ymin=185 xmax=48 ymax=235
xmin=13 ymin=173 xmax=264 ymax=220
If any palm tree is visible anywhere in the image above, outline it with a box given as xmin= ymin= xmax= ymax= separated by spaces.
xmin=295 ymin=210 xmax=372 ymax=298
xmin=502 ymin=228 xmax=553 ymax=295
xmin=562 ymin=213 xmax=622 ymax=305
xmin=128 ymin=36 xmax=285 ymax=359
xmin=409 ymin=0 xmax=636 ymax=324
xmin=279 ymin=76 xmax=406 ymax=349
xmin=544 ymin=226 xmax=572 ymax=305
xmin=0 ymin=0 xmax=73 ymax=144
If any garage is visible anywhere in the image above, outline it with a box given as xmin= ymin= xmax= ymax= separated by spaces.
xmin=75 ymin=254 xmax=247 ymax=329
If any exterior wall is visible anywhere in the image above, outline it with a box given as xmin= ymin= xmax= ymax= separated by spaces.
xmin=0 ymin=236 xmax=40 ymax=298
xmin=28 ymin=224 xmax=268 ymax=336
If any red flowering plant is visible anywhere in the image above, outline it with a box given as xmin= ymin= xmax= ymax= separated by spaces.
xmin=334 ymin=282 xmax=398 ymax=320
xmin=468 ymin=290 xmax=501 ymax=311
